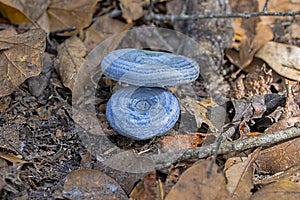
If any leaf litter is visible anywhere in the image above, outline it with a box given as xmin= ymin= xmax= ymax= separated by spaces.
xmin=0 ymin=0 xmax=299 ymax=199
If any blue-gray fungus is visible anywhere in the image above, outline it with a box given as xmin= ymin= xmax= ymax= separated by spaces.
xmin=102 ymin=48 xmax=200 ymax=140
xmin=101 ymin=48 xmax=199 ymax=87
xmin=106 ymin=86 xmax=180 ymax=140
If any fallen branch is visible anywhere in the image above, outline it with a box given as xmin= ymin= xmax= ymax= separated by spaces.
xmin=144 ymin=10 xmax=300 ymax=21
xmin=151 ymin=126 xmax=300 ymax=169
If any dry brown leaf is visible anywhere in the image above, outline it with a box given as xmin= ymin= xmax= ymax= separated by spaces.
xmin=120 ymin=0 xmax=144 ymax=22
xmin=258 ymin=0 xmax=300 ymax=25
xmin=0 ymin=152 xmax=29 ymax=164
xmin=84 ymin=15 xmax=128 ymax=51
xmin=230 ymin=0 xmax=274 ymax=68
xmin=158 ymin=134 xmax=204 ymax=153
xmin=63 ymin=169 xmax=128 ymax=200
xmin=250 ymin=179 xmax=300 ymax=200
xmin=0 ymin=0 xmax=48 ymax=26
xmin=46 ymin=0 xmax=98 ymax=36
xmin=0 ymin=0 xmax=32 ymax=23
xmin=228 ymin=63 xmax=273 ymax=99
xmin=102 ymin=150 xmax=155 ymax=173
xmin=185 ymin=97 xmax=226 ymax=133
xmin=56 ymin=36 xmax=87 ymax=91
xmin=130 ymin=171 xmax=160 ymax=200
xmin=224 ymin=148 xmax=260 ymax=200
xmin=0 ymin=28 xmax=46 ymax=97
xmin=165 ymin=160 xmax=230 ymax=200
xmin=256 ymin=136 xmax=300 ymax=174
xmin=0 ymin=96 xmax=11 ymax=112
xmin=255 ymin=42 xmax=300 ymax=81
xmin=290 ymin=23 xmax=300 ymax=39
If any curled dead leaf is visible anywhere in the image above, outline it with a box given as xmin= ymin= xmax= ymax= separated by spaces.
xmin=56 ymin=36 xmax=87 ymax=91
xmin=250 ymin=179 xmax=300 ymax=200
xmin=165 ymin=160 xmax=230 ymax=200
xmin=256 ymin=136 xmax=300 ymax=174
xmin=0 ymin=0 xmax=32 ymax=23
xmin=0 ymin=28 xmax=46 ymax=97
xmin=120 ymin=0 xmax=144 ymax=22
xmin=47 ymin=0 xmax=98 ymax=36
xmin=255 ymin=42 xmax=300 ymax=81
xmin=63 ymin=169 xmax=128 ymax=200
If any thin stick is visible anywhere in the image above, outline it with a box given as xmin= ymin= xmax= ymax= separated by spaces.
xmin=144 ymin=10 xmax=300 ymax=21
xmin=151 ymin=126 xmax=300 ymax=170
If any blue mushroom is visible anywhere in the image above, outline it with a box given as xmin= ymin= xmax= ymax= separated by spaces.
xmin=106 ymin=86 xmax=180 ymax=140
xmin=102 ymin=48 xmax=199 ymax=140
xmin=101 ymin=48 xmax=199 ymax=87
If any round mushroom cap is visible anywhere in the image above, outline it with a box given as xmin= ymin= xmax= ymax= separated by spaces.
xmin=101 ymin=48 xmax=199 ymax=87
xmin=106 ymin=86 xmax=180 ymax=140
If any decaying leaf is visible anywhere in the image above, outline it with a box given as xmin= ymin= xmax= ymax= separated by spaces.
xmin=56 ymin=36 xmax=87 ymax=91
xmin=258 ymin=0 xmax=300 ymax=25
xmin=255 ymin=42 xmax=300 ymax=81
xmin=130 ymin=171 xmax=160 ymax=200
xmin=230 ymin=0 xmax=274 ymax=68
xmin=165 ymin=160 xmax=230 ymax=200
xmin=0 ymin=0 xmax=32 ymax=23
xmin=256 ymin=136 xmax=300 ymax=174
xmin=158 ymin=134 xmax=204 ymax=153
xmin=84 ymin=15 xmax=128 ymax=51
xmin=185 ymin=97 xmax=226 ymax=133
xmin=120 ymin=0 xmax=144 ymax=22
xmin=63 ymin=169 xmax=128 ymax=200
xmin=47 ymin=0 xmax=98 ymax=36
xmin=102 ymin=150 xmax=155 ymax=173
xmin=250 ymin=179 xmax=300 ymax=200
xmin=229 ymin=64 xmax=273 ymax=99
xmin=0 ymin=152 xmax=29 ymax=164
xmin=230 ymin=94 xmax=285 ymax=122
xmin=0 ymin=28 xmax=46 ymax=97
xmin=224 ymin=148 xmax=260 ymax=200
xmin=265 ymin=117 xmax=300 ymax=134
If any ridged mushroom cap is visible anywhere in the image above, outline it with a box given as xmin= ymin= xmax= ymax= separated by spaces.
xmin=106 ymin=86 xmax=180 ymax=140
xmin=101 ymin=48 xmax=199 ymax=87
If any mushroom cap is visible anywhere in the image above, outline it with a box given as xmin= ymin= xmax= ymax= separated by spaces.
xmin=101 ymin=48 xmax=199 ymax=87
xmin=106 ymin=86 xmax=180 ymax=140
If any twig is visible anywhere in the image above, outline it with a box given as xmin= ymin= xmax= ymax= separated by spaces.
xmin=262 ymin=0 xmax=270 ymax=13
xmin=144 ymin=10 xmax=300 ymax=21
xmin=206 ymin=126 xmax=236 ymax=177
xmin=151 ymin=126 xmax=300 ymax=170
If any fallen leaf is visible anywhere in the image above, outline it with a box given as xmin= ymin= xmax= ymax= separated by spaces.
xmin=27 ymin=52 xmax=54 ymax=97
xmin=0 ymin=28 xmax=46 ymax=97
xmin=224 ymin=148 xmax=260 ymax=200
xmin=290 ymin=23 xmax=300 ymax=39
xmin=165 ymin=160 xmax=230 ymax=200
xmin=158 ymin=134 xmax=204 ymax=153
xmin=84 ymin=15 xmax=128 ymax=51
xmin=228 ymin=63 xmax=273 ymax=99
xmin=63 ymin=169 xmax=128 ymax=200
xmin=250 ymin=179 xmax=300 ymax=200
xmin=0 ymin=96 xmax=11 ymax=112
xmin=102 ymin=150 xmax=155 ymax=173
xmin=255 ymin=42 xmax=300 ymax=81
xmin=47 ymin=0 xmax=98 ymax=36
xmin=185 ymin=97 xmax=226 ymax=133
xmin=130 ymin=171 xmax=160 ymax=200
xmin=230 ymin=93 xmax=286 ymax=123
xmin=256 ymin=136 xmax=300 ymax=174
xmin=258 ymin=0 xmax=300 ymax=25
xmin=229 ymin=0 xmax=274 ymax=69
xmin=120 ymin=0 xmax=144 ymax=22
xmin=56 ymin=36 xmax=87 ymax=91
xmin=0 ymin=152 xmax=28 ymax=164
xmin=0 ymin=0 xmax=32 ymax=23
